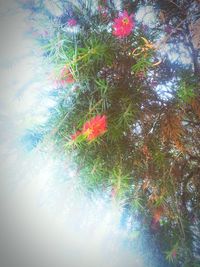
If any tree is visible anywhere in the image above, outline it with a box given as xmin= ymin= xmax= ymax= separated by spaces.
xmin=22 ymin=0 xmax=200 ymax=266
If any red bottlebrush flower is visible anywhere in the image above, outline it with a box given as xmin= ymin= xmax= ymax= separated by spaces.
xmin=112 ymin=11 xmax=135 ymax=38
xmin=60 ymin=66 xmax=75 ymax=84
xmin=67 ymin=18 xmax=77 ymax=27
xmin=150 ymin=207 xmax=164 ymax=231
xmin=172 ymin=250 xmax=177 ymax=258
xmin=71 ymin=130 xmax=81 ymax=141
xmin=152 ymin=206 xmax=164 ymax=224
xmin=111 ymin=186 xmax=118 ymax=199
xmin=82 ymin=115 xmax=107 ymax=141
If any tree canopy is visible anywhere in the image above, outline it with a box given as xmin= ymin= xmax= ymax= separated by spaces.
xmin=22 ymin=0 xmax=200 ymax=266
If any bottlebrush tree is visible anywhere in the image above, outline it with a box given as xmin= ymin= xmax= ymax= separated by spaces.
xmin=23 ymin=0 xmax=200 ymax=266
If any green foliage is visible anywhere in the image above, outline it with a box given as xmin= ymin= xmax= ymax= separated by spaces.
xmin=131 ymin=55 xmax=154 ymax=74
xmin=31 ymin=0 xmax=200 ymax=266
xmin=165 ymin=242 xmax=179 ymax=264
xmin=177 ymin=80 xmax=196 ymax=103
xmin=74 ymin=33 xmax=116 ymax=78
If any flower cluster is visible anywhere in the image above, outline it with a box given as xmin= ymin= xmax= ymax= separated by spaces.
xmin=112 ymin=11 xmax=134 ymax=38
xmin=72 ymin=115 xmax=107 ymax=141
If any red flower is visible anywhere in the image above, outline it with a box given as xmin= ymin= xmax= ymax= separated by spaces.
xmin=152 ymin=206 xmax=164 ymax=224
xmin=60 ymin=66 xmax=75 ymax=84
xmin=71 ymin=130 xmax=81 ymax=141
xmin=112 ymin=11 xmax=134 ymax=38
xmin=67 ymin=19 xmax=77 ymax=27
xmin=111 ymin=186 xmax=118 ymax=199
xmin=82 ymin=115 xmax=107 ymax=141
xmin=172 ymin=250 xmax=177 ymax=258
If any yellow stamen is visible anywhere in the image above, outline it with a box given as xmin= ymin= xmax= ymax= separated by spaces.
xmin=122 ymin=18 xmax=129 ymax=25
